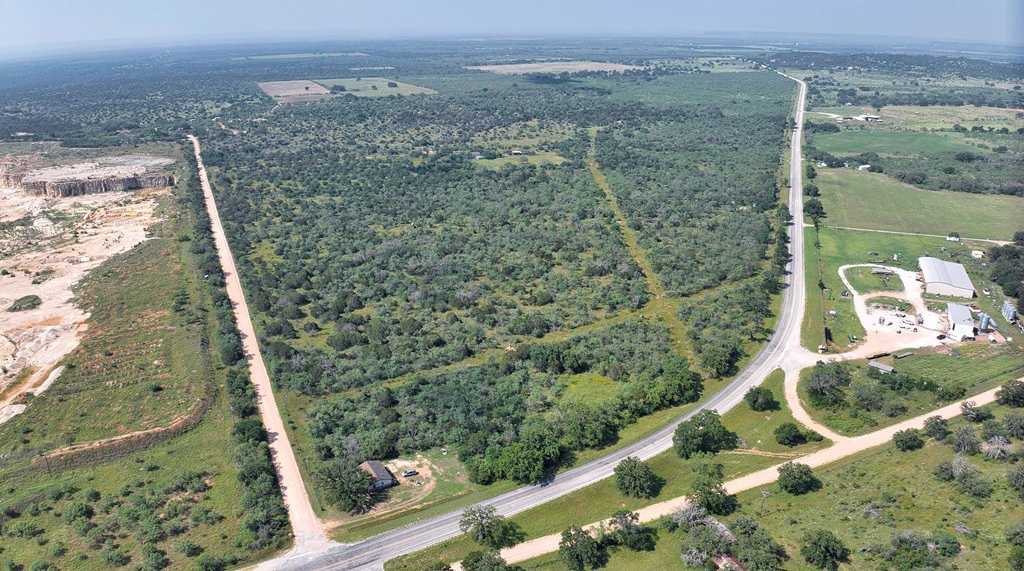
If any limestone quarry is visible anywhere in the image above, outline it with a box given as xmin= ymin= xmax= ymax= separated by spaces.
xmin=0 ymin=154 xmax=174 ymax=197
xmin=0 ymin=153 xmax=170 ymax=424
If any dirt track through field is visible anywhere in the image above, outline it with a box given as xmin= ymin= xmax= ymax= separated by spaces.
xmin=494 ymin=384 xmax=1003 ymax=566
xmin=819 ymin=224 xmax=1010 ymax=245
xmin=188 ymin=136 xmax=331 ymax=555
xmin=586 ymin=131 xmax=696 ymax=362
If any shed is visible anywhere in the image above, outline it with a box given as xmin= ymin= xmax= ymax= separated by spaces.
xmin=947 ymin=302 xmax=976 ymax=341
xmin=359 ymin=461 xmax=398 ymax=491
xmin=918 ymin=257 xmax=975 ymax=298
xmin=868 ymin=360 xmax=895 ymax=374
xmin=1003 ymin=299 xmax=1018 ymax=323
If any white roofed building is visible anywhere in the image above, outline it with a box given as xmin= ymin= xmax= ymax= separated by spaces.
xmin=919 ymin=257 xmax=975 ymax=298
xmin=947 ymin=302 xmax=976 ymax=341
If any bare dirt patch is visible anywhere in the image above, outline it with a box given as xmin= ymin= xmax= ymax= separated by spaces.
xmin=0 ymin=185 xmax=166 ymax=423
xmin=466 ymin=60 xmax=643 ymax=75
xmin=257 ymin=80 xmax=332 ymax=103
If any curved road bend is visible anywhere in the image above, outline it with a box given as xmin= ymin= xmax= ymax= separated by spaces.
xmin=187 ymin=136 xmax=331 ymax=553
xmin=266 ymin=75 xmax=810 ymax=570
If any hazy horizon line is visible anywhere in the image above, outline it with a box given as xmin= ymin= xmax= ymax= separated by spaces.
xmin=4 ymin=29 xmax=1023 ymax=65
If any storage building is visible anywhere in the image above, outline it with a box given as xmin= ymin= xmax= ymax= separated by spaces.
xmin=919 ymin=257 xmax=975 ymax=298
xmin=946 ymin=302 xmax=976 ymax=341
xmin=1003 ymin=299 xmax=1018 ymax=323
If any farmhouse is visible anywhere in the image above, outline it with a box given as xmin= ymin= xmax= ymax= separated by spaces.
xmin=946 ymin=302 xmax=976 ymax=341
xmin=918 ymin=257 xmax=975 ymax=298
xmin=359 ymin=460 xmax=398 ymax=491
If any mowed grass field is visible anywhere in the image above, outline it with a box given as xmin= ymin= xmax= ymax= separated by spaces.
xmin=812 ymin=129 xmax=984 ymax=157
xmin=314 ymin=77 xmax=436 ymax=97
xmin=722 ymin=369 xmax=831 ymax=454
xmin=817 ymin=168 xmax=1024 ymax=240
xmin=843 ymin=265 xmax=902 ymax=294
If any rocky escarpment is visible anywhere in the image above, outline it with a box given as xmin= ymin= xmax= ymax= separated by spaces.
xmin=1 ymin=155 xmax=175 ymax=198
xmin=0 ymin=173 xmax=23 ymax=187
xmin=19 ymin=174 xmax=174 ymax=197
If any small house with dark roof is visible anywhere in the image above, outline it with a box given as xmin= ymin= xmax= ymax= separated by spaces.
xmin=359 ymin=460 xmax=398 ymax=491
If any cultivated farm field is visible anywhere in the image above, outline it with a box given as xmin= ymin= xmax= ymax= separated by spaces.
xmin=466 ymin=60 xmax=642 ymax=74
xmin=812 ymin=104 xmax=1024 ymax=131
xmin=314 ymin=77 xmax=436 ymax=97
xmin=257 ymin=79 xmax=330 ymax=102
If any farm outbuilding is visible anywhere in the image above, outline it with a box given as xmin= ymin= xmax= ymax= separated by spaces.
xmin=1003 ymin=299 xmax=1018 ymax=323
xmin=946 ymin=302 xmax=976 ymax=341
xmin=918 ymin=257 xmax=975 ymax=298
xmin=868 ymin=360 xmax=895 ymax=374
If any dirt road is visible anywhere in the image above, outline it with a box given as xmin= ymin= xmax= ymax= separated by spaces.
xmin=187 ymin=136 xmax=331 ymax=556
xmin=495 ymin=385 xmax=1002 ymax=565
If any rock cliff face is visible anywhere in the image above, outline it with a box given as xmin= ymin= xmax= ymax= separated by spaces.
xmin=5 ymin=174 xmax=173 ymax=197
xmin=0 ymin=172 xmax=25 ymax=187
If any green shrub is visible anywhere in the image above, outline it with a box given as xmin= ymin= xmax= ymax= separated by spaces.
xmin=892 ymin=429 xmax=924 ymax=451
xmin=7 ymin=295 xmax=42 ymax=312
xmin=778 ymin=462 xmax=821 ymax=495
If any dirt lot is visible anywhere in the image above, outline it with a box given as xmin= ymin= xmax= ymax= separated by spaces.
xmin=0 ymin=184 xmax=166 ymax=424
xmin=466 ymin=60 xmax=643 ymax=74
xmin=257 ymin=80 xmax=332 ymax=102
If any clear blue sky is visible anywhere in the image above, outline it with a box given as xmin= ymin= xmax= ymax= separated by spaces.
xmin=1 ymin=0 xmax=1020 ymax=53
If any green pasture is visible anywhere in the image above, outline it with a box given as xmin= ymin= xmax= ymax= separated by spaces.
xmin=558 ymin=404 xmax=1023 ymax=570
xmin=818 ymin=168 xmax=1024 ymax=240
xmin=813 ymin=129 xmax=984 ymax=157
xmin=843 ymin=265 xmax=903 ymax=294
